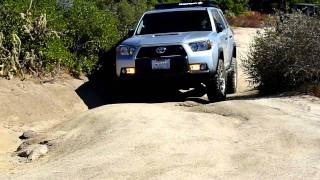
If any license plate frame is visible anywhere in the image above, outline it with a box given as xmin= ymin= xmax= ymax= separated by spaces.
xmin=151 ymin=58 xmax=171 ymax=70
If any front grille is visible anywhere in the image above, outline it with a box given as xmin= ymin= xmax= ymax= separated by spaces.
xmin=136 ymin=45 xmax=187 ymax=59
xmin=135 ymin=45 xmax=188 ymax=76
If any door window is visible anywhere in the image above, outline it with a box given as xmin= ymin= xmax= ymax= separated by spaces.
xmin=211 ymin=9 xmax=226 ymax=32
xmin=218 ymin=10 xmax=229 ymax=28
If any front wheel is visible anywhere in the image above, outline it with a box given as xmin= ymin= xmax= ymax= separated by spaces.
xmin=206 ymin=59 xmax=227 ymax=102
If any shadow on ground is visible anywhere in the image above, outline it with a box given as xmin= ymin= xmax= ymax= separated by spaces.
xmin=75 ymin=77 xmax=262 ymax=109
xmin=75 ymin=79 xmax=208 ymax=109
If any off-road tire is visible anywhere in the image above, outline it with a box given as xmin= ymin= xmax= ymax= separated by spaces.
xmin=226 ymin=57 xmax=237 ymax=94
xmin=206 ymin=59 xmax=227 ymax=102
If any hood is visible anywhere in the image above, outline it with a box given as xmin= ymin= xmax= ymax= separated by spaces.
xmin=122 ymin=31 xmax=215 ymax=46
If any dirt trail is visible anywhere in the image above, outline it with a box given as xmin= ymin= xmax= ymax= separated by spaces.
xmin=6 ymin=96 xmax=320 ymax=179
xmin=1 ymin=28 xmax=320 ymax=179
xmin=233 ymin=28 xmax=257 ymax=93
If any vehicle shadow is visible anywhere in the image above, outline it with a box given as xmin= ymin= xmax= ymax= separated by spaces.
xmin=75 ymin=77 xmax=262 ymax=109
xmin=75 ymin=79 xmax=208 ymax=109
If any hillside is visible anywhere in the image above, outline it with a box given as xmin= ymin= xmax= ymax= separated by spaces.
xmin=0 ymin=28 xmax=319 ymax=179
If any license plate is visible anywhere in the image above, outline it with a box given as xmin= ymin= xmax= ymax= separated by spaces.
xmin=151 ymin=59 xmax=170 ymax=70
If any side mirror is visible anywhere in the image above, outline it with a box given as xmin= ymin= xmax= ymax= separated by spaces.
xmin=216 ymin=23 xmax=224 ymax=33
xmin=128 ymin=29 xmax=135 ymax=37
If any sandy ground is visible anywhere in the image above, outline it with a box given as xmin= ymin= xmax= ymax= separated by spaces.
xmin=0 ymin=77 xmax=87 ymax=173
xmin=1 ymin=28 xmax=320 ymax=179
xmin=233 ymin=28 xmax=257 ymax=93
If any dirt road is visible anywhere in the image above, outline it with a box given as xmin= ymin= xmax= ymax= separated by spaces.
xmin=1 ymin=28 xmax=320 ymax=179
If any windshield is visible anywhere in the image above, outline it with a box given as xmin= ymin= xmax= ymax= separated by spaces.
xmin=136 ymin=10 xmax=212 ymax=35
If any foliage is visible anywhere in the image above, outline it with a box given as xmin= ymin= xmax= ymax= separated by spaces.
xmin=243 ymin=13 xmax=320 ymax=94
xmin=217 ymin=0 xmax=248 ymax=15
xmin=289 ymin=0 xmax=320 ymax=4
xmin=66 ymin=0 xmax=119 ymax=74
xmin=113 ymin=0 xmax=148 ymax=38
xmin=0 ymin=1 xmax=63 ymax=79
xmin=0 ymin=0 xmax=119 ymax=79
xmin=227 ymin=11 xmax=268 ymax=28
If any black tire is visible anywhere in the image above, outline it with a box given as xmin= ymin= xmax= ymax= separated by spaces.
xmin=226 ymin=57 xmax=237 ymax=94
xmin=206 ymin=59 xmax=227 ymax=102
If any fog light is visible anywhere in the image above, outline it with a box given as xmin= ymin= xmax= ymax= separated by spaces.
xmin=189 ymin=63 xmax=207 ymax=71
xmin=126 ymin=68 xmax=135 ymax=74
xmin=189 ymin=64 xmax=201 ymax=71
xmin=121 ymin=67 xmax=135 ymax=74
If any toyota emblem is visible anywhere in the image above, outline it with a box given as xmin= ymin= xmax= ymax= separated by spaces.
xmin=155 ymin=47 xmax=167 ymax=54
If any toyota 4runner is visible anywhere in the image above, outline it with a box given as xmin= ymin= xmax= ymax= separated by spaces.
xmin=116 ymin=2 xmax=237 ymax=102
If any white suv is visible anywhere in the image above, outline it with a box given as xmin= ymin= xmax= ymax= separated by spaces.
xmin=116 ymin=2 xmax=237 ymax=102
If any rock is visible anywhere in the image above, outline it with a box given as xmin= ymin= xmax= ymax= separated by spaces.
xmin=17 ymin=144 xmax=35 ymax=158
xmin=28 ymin=145 xmax=48 ymax=160
xmin=17 ymin=144 xmax=48 ymax=160
xmin=19 ymin=130 xmax=38 ymax=140
xmin=16 ymin=141 xmax=31 ymax=152
xmin=40 ymin=140 xmax=53 ymax=147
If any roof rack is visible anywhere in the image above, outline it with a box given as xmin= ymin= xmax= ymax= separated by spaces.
xmin=155 ymin=1 xmax=218 ymax=10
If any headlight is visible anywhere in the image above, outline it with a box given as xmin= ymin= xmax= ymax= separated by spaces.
xmin=189 ymin=40 xmax=212 ymax=52
xmin=116 ymin=45 xmax=136 ymax=56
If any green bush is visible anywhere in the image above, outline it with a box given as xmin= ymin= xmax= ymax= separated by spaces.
xmin=216 ymin=0 xmax=248 ymax=15
xmin=243 ymin=13 xmax=320 ymax=94
xmin=0 ymin=0 xmax=120 ymax=79
xmin=66 ymin=0 xmax=119 ymax=74
xmin=0 ymin=1 xmax=64 ymax=78
xmin=96 ymin=0 xmax=148 ymax=38
xmin=116 ymin=0 xmax=148 ymax=37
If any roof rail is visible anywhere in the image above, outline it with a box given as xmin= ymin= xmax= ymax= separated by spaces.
xmin=155 ymin=1 xmax=219 ymax=10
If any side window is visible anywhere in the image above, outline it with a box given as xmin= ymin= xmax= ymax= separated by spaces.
xmin=218 ymin=10 xmax=229 ymax=28
xmin=211 ymin=9 xmax=226 ymax=32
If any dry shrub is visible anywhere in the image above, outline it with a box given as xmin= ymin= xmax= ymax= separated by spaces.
xmin=243 ymin=13 xmax=320 ymax=95
xmin=227 ymin=11 xmax=267 ymax=28
xmin=313 ymin=86 xmax=320 ymax=98
xmin=301 ymin=84 xmax=320 ymax=98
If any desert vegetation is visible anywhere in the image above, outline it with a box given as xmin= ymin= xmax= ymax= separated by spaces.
xmin=227 ymin=11 xmax=268 ymax=28
xmin=0 ymin=0 xmax=120 ymax=79
xmin=243 ymin=13 xmax=320 ymax=95
xmin=0 ymin=0 xmax=250 ymax=80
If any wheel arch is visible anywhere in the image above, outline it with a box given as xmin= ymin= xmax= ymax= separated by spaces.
xmin=218 ymin=48 xmax=224 ymax=60
xmin=233 ymin=45 xmax=237 ymax=58
xmin=214 ymin=48 xmax=224 ymax=71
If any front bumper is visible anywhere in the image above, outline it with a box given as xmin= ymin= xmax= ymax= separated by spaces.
xmin=117 ymin=44 xmax=218 ymax=75
xmin=116 ymin=44 xmax=218 ymax=88
xmin=118 ymin=56 xmax=211 ymax=88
